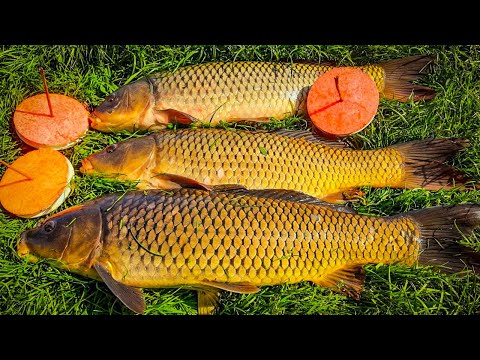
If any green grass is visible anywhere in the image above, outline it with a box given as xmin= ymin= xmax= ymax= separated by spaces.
xmin=1 ymin=45 xmax=480 ymax=315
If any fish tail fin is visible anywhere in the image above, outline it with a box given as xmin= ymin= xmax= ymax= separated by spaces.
xmin=380 ymin=55 xmax=436 ymax=102
xmin=392 ymin=137 xmax=470 ymax=190
xmin=405 ymin=204 xmax=480 ymax=273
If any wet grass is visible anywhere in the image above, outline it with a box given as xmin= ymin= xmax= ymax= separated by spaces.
xmin=1 ymin=45 xmax=479 ymax=315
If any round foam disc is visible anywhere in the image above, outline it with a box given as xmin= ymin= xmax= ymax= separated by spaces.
xmin=307 ymin=67 xmax=379 ymax=136
xmin=13 ymin=93 xmax=89 ymax=150
xmin=0 ymin=148 xmax=73 ymax=218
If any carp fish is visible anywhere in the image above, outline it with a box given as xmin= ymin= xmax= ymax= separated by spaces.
xmin=80 ymin=128 xmax=469 ymax=203
xmin=89 ymin=55 xmax=436 ymax=132
xmin=17 ymin=186 xmax=480 ymax=314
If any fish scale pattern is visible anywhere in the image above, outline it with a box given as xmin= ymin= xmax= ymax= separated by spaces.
xmin=100 ymin=189 xmax=420 ymax=289
xmin=151 ymin=128 xmax=404 ymax=199
xmin=153 ymin=61 xmax=386 ymax=123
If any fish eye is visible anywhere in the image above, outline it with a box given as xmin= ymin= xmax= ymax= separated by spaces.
xmin=43 ymin=220 xmax=56 ymax=233
xmin=106 ymin=94 xmax=115 ymax=103
xmin=106 ymin=144 xmax=117 ymax=153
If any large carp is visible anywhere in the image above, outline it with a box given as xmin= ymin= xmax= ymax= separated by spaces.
xmin=80 ymin=128 xmax=469 ymax=203
xmin=89 ymin=55 xmax=435 ymax=132
xmin=18 ymin=186 xmax=480 ymax=314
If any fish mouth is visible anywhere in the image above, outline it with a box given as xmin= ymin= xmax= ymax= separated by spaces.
xmin=80 ymin=158 xmax=94 ymax=174
xmin=88 ymin=112 xmax=102 ymax=128
xmin=17 ymin=232 xmax=30 ymax=258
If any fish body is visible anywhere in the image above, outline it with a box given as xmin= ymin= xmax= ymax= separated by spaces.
xmin=90 ymin=56 xmax=435 ymax=132
xmin=18 ymin=186 xmax=480 ymax=314
xmin=80 ymin=128 xmax=469 ymax=203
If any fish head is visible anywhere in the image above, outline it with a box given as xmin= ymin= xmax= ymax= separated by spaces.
xmin=17 ymin=204 xmax=103 ymax=270
xmin=90 ymin=79 xmax=155 ymax=132
xmin=80 ymin=135 xmax=156 ymax=180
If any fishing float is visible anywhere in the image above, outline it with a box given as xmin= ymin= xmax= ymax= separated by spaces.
xmin=0 ymin=149 xmax=74 ymax=218
xmin=307 ymin=67 xmax=379 ymax=137
xmin=13 ymin=67 xmax=90 ymax=150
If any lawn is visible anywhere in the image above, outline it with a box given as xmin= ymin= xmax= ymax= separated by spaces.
xmin=1 ymin=45 xmax=479 ymax=315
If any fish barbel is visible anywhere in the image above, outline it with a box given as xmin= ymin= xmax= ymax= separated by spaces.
xmin=80 ymin=128 xmax=469 ymax=203
xmin=89 ymin=55 xmax=436 ymax=132
xmin=17 ymin=186 xmax=480 ymax=314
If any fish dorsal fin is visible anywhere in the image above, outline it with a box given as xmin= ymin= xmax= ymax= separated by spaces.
xmin=199 ymin=280 xmax=260 ymax=294
xmin=279 ymin=59 xmax=337 ymax=67
xmin=210 ymin=184 xmax=248 ymax=193
xmin=318 ymin=60 xmax=337 ymax=67
xmin=197 ymin=288 xmax=221 ymax=315
xmin=94 ymin=262 xmax=146 ymax=314
xmin=212 ymin=186 xmax=357 ymax=213
xmin=153 ymin=173 xmax=212 ymax=191
xmin=312 ymin=265 xmax=366 ymax=299
xmin=268 ymin=129 xmax=349 ymax=149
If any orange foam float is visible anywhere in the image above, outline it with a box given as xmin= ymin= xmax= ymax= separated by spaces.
xmin=13 ymin=68 xmax=90 ymax=150
xmin=0 ymin=149 xmax=74 ymax=218
xmin=307 ymin=67 xmax=379 ymax=137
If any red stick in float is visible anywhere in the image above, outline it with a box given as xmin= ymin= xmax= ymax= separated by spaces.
xmin=39 ymin=68 xmax=54 ymax=117
xmin=0 ymin=159 xmax=33 ymax=180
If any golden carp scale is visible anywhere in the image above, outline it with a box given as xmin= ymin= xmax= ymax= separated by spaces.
xmin=91 ymin=56 xmax=435 ymax=132
xmin=16 ymin=53 xmax=478 ymax=316
xmin=153 ymin=129 xmax=403 ymax=198
xmin=81 ymin=128 xmax=468 ymax=203
xmin=102 ymin=189 xmax=420 ymax=288
xmin=21 ymin=186 xmax=480 ymax=315
xmin=151 ymin=62 xmax=385 ymax=123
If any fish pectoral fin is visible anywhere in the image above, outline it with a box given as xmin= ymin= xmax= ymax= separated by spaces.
xmin=320 ymin=189 xmax=365 ymax=204
xmin=312 ymin=265 xmax=366 ymax=299
xmin=342 ymin=189 xmax=366 ymax=201
xmin=199 ymin=280 xmax=260 ymax=294
xmin=153 ymin=173 xmax=212 ymax=191
xmin=159 ymin=109 xmax=198 ymax=125
xmin=197 ymin=288 xmax=221 ymax=315
xmin=94 ymin=262 xmax=146 ymax=314
xmin=135 ymin=181 xmax=157 ymax=190
xmin=319 ymin=192 xmax=347 ymax=204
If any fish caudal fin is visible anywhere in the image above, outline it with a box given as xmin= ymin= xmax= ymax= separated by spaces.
xmin=380 ymin=55 xmax=436 ymax=102
xmin=392 ymin=137 xmax=470 ymax=190
xmin=406 ymin=204 xmax=480 ymax=273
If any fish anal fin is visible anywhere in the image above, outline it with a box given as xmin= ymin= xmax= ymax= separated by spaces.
xmin=94 ymin=262 xmax=146 ymax=314
xmin=199 ymin=280 xmax=260 ymax=294
xmin=313 ymin=265 xmax=366 ymax=299
xmin=197 ymin=288 xmax=221 ymax=315
xmin=152 ymin=173 xmax=211 ymax=191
